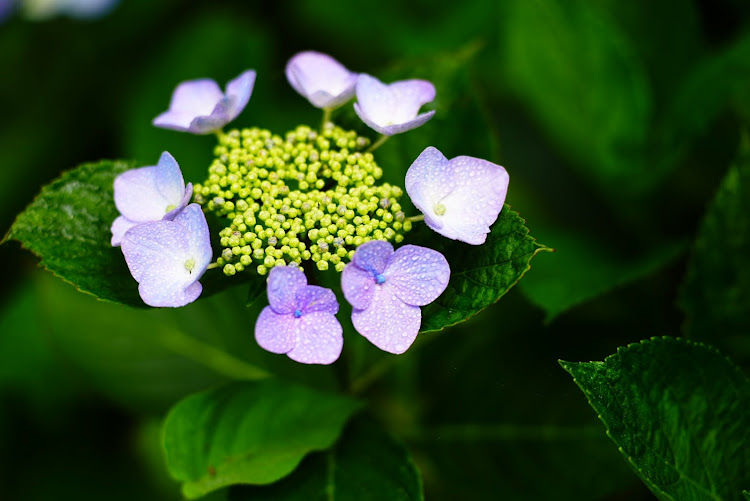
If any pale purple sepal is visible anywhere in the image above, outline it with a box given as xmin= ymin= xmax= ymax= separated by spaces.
xmin=286 ymin=51 xmax=357 ymax=110
xmin=254 ymin=266 xmax=343 ymax=365
xmin=111 ymin=151 xmax=192 ymax=246
xmin=353 ymin=74 xmax=436 ymax=136
xmin=341 ymin=241 xmax=450 ymax=354
xmin=153 ymin=70 xmax=256 ymax=134
xmin=406 ymin=146 xmax=509 ymax=245
xmin=120 ymin=204 xmax=212 ymax=308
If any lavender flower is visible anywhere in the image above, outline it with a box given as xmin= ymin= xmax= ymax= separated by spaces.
xmin=111 ymin=151 xmax=192 ymax=246
xmin=341 ymin=241 xmax=450 ymax=354
xmin=255 ymin=266 xmax=343 ymax=365
xmin=353 ymin=74 xmax=436 ymax=136
xmin=153 ymin=70 xmax=256 ymax=134
xmin=121 ymin=204 xmax=212 ymax=308
xmin=286 ymin=51 xmax=357 ymax=110
xmin=406 ymin=146 xmax=509 ymax=245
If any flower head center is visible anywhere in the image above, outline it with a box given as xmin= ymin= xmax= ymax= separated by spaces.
xmin=184 ymin=258 xmax=195 ymax=273
xmin=434 ymin=203 xmax=446 ymax=216
xmin=294 ymin=309 xmax=303 ymax=318
xmin=166 ymin=204 xmax=177 ymax=213
xmin=376 ymin=273 xmax=386 ymax=284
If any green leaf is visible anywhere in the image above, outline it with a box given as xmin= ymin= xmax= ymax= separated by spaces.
xmin=500 ymin=0 xmax=651 ymax=191
xmin=4 ymin=160 xmax=143 ymax=305
xmin=163 ymin=381 xmax=363 ymax=499
xmin=561 ymin=337 xmax=750 ymax=501
xmin=228 ymin=417 xmax=423 ymax=501
xmin=521 ymin=231 xmax=686 ymax=322
xmin=679 ymin=153 xmax=750 ymax=347
xmin=418 ymin=205 xmax=551 ymax=333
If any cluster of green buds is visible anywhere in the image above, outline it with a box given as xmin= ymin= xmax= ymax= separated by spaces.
xmin=192 ymin=124 xmax=412 ymax=276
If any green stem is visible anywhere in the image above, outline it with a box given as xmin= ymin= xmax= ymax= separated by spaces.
xmin=214 ymin=129 xmax=225 ymax=142
xmin=405 ymin=214 xmax=425 ymax=223
xmin=158 ymin=327 xmax=271 ymax=381
xmin=366 ymin=135 xmax=389 ymax=153
xmin=206 ymin=262 xmax=221 ymax=270
xmin=321 ymin=108 xmax=332 ymax=131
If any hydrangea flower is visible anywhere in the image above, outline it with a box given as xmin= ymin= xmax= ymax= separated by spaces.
xmin=153 ymin=70 xmax=256 ymax=134
xmin=111 ymin=151 xmax=192 ymax=246
xmin=405 ymin=146 xmax=509 ymax=245
xmin=120 ymin=204 xmax=212 ymax=308
xmin=255 ymin=266 xmax=343 ymax=365
xmin=286 ymin=51 xmax=357 ymax=110
xmin=353 ymin=74 xmax=436 ymax=136
xmin=341 ymin=241 xmax=450 ymax=354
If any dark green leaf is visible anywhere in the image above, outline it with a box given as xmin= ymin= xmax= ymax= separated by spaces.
xmin=163 ymin=381 xmax=363 ymax=499
xmin=521 ymin=232 xmax=686 ymax=322
xmin=500 ymin=0 xmax=651 ymax=191
xmin=418 ymin=205 xmax=551 ymax=333
xmin=4 ymin=160 xmax=142 ymax=306
xmin=229 ymin=417 xmax=423 ymax=501
xmin=561 ymin=337 xmax=750 ymax=501
xmin=679 ymin=152 xmax=750 ymax=347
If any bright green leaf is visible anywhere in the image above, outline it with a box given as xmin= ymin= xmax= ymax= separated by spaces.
xmin=163 ymin=381 xmax=363 ymax=499
xmin=500 ymin=0 xmax=651 ymax=191
xmin=4 ymin=160 xmax=143 ymax=306
xmin=679 ymin=154 xmax=750 ymax=347
xmin=228 ymin=417 xmax=423 ymax=501
xmin=561 ymin=337 xmax=750 ymax=501
xmin=418 ymin=205 xmax=551 ymax=333
xmin=521 ymin=231 xmax=686 ymax=322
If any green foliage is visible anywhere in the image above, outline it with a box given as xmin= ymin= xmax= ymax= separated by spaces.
xmin=419 ymin=205 xmax=551 ymax=333
xmin=229 ymin=417 xmax=423 ymax=501
xmin=680 ymin=153 xmax=750 ymax=347
xmin=561 ymin=337 xmax=750 ymax=501
xmin=163 ymin=381 xmax=363 ymax=499
xmin=521 ymin=232 xmax=686 ymax=322
xmin=499 ymin=0 xmax=651 ymax=191
xmin=4 ymin=160 xmax=143 ymax=305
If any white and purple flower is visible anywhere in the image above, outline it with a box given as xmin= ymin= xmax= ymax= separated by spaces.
xmin=286 ymin=51 xmax=358 ymax=110
xmin=406 ymin=146 xmax=509 ymax=245
xmin=121 ymin=204 xmax=212 ymax=308
xmin=153 ymin=70 xmax=256 ymax=134
xmin=354 ymin=74 xmax=436 ymax=136
xmin=111 ymin=151 xmax=192 ymax=246
xmin=341 ymin=241 xmax=450 ymax=354
xmin=255 ymin=266 xmax=343 ymax=365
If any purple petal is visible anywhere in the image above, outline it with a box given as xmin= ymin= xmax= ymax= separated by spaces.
xmin=224 ymin=70 xmax=257 ymax=121
xmin=266 ymin=266 xmax=308 ymax=314
xmin=297 ymin=285 xmax=339 ymax=315
xmin=428 ymin=156 xmax=509 ymax=245
xmin=286 ymin=51 xmax=357 ymax=110
xmin=153 ymin=79 xmax=223 ymax=131
xmin=352 ymin=240 xmax=393 ymax=275
xmin=110 ymin=215 xmax=138 ymax=247
xmin=341 ymin=263 xmax=376 ymax=310
xmin=120 ymin=204 xmax=211 ymax=308
xmin=255 ymin=306 xmax=296 ymax=354
xmin=385 ymin=245 xmax=450 ymax=306
xmin=114 ymin=152 xmax=186 ymax=223
xmin=286 ymin=312 xmax=343 ymax=365
xmin=354 ymin=74 xmax=436 ymax=136
xmin=351 ymin=284 xmax=421 ymax=354
xmin=405 ymin=146 xmax=454 ymax=230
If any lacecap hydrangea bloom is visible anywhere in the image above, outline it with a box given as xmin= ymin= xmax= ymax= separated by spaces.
xmin=354 ymin=74 xmax=436 ymax=136
xmin=255 ymin=266 xmax=343 ymax=365
xmin=341 ymin=240 xmax=450 ymax=354
xmin=153 ymin=70 xmax=256 ymax=134
xmin=286 ymin=51 xmax=357 ymax=110
xmin=121 ymin=204 xmax=212 ymax=308
xmin=111 ymin=151 xmax=192 ymax=246
xmin=406 ymin=146 xmax=509 ymax=245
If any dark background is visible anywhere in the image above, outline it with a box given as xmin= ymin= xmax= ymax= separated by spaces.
xmin=2 ymin=0 xmax=749 ymax=499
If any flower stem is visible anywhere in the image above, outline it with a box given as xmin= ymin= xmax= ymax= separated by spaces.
xmin=405 ymin=214 xmax=425 ymax=223
xmin=366 ymin=135 xmax=389 ymax=153
xmin=321 ymin=108 xmax=332 ymax=131
xmin=206 ymin=262 xmax=220 ymax=270
xmin=214 ymin=129 xmax=225 ymax=142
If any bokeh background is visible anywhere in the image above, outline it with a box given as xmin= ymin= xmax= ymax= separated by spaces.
xmin=2 ymin=0 xmax=749 ymax=499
